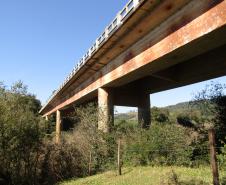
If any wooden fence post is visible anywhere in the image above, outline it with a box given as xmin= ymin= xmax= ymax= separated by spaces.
xmin=118 ymin=138 xmax=122 ymax=176
xmin=208 ymin=129 xmax=220 ymax=185
xmin=88 ymin=151 xmax=92 ymax=176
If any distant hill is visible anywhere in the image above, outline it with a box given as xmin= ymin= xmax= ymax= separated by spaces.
xmin=115 ymin=101 xmax=193 ymax=121
xmin=115 ymin=111 xmax=137 ymax=122
xmin=165 ymin=101 xmax=191 ymax=111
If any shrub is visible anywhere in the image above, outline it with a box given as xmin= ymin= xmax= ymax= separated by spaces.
xmin=218 ymin=141 xmax=226 ymax=171
xmin=177 ymin=114 xmax=195 ymax=128
xmin=0 ymin=81 xmax=46 ymax=185
xmin=63 ymin=103 xmax=116 ymax=173
xmin=39 ymin=141 xmax=87 ymax=185
xmin=123 ymin=124 xmax=193 ymax=166
xmin=151 ymin=107 xmax=169 ymax=123
xmin=0 ymin=82 xmax=91 ymax=185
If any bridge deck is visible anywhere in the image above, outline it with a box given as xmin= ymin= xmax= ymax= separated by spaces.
xmin=40 ymin=0 xmax=226 ymax=116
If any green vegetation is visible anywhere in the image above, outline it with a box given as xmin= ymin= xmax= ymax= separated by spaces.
xmin=122 ymin=124 xmax=192 ymax=166
xmin=59 ymin=166 xmax=226 ymax=185
xmin=0 ymin=81 xmax=46 ymax=185
xmin=0 ymin=81 xmax=225 ymax=185
xmin=219 ymin=142 xmax=226 ymax=171
xmin=0 ymin=82 xmax=88 ymax=185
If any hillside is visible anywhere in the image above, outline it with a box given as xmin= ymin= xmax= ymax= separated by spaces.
xmin=115 ymin=101 xmax=192 ymax=121
xmin=58 ymin=166 xmax=224 ymax=185
xmin=165 ymin=101 xmax=192 ymax=112
xmin=115 ymin=111 xmax=137 ymax=122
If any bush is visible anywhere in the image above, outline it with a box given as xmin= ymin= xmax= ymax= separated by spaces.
xmin=0 ymin=82 xmax=91 ymax=185
xmin=0 ymin=81 xmax=46 ymax=185
xmin=2 ymin=81 xmax=224 ymax=184
xmin=63 ymin=103 xmax=116 ymax=173
xmin=151 ymin=107 xmax=169 ymax=123
xmin=218 ymin=141 xmax=226 ymax=171
xmin=177 ymin=114 xmax=195 ymax=128
xmin=39 ymin=141 xmax=87 ymax=185
xmin=123 ymin=124 xmax=193 ymax=166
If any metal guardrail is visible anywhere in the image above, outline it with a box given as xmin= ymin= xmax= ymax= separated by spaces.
xmin=41 ymin=0 xmax=143 ymax=111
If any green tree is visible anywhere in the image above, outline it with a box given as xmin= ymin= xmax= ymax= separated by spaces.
xmin=192 ymin=82 xmax=226 ymax=147
xmin=0 ymin=81 xmax=46 ymax=185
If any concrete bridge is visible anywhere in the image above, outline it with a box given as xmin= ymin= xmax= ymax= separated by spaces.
xmin=40 ymin=0 xmax=226 ymax=142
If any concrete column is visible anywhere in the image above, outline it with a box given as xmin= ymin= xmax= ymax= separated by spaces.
xmin=45 ymin=115 xmax=49 ymax=121
xmin=98 ymin=87 xmax=114 ymax=133
xmin=56 ymin=110 xmax=62 ymax=144
xmin=138 ymin=94 xmax=151 ymax=128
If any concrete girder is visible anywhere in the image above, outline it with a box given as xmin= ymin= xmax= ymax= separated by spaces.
xmin=41 ymin=0 xmax=226 ymax=119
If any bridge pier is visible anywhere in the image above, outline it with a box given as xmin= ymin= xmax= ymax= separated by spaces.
xmin=97 ymin=86 xmax=151 ymax=131
xmin=138 ymin=94 xmax=151 ymax=129
xmin=98 ymin=87 xmax=114 ymax=133
xmin=114 ymin=91 xmax=151 ymax=128
xmin=56 ymin=110 xmax=62 ymax=144
xmin=40 ymin=0 xmax=226 ymax=136
xmin=45 ymin=115 xmax=49 ymax=121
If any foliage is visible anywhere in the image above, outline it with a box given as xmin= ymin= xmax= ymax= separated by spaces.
xmin=151 ymin=107 xmax=169 ymax=123
xmin=38 ymin=141 xmax=87 ymax=185
xmin=176 ymin=114 xmax=195 ymax=129
xmin=191 ymin=82 xmax=226 ymax=148
xmin=0 ymin=81 xmax=90 ymax=185
xmin=218 ymin=141 xmax=226 ymax=171
xmin=122 ymin=123 xmax=193 ymax=166
xmin=63 ymin=103 xmax=116 ymax=173
xmin=0 ymin=81 xmax=46 ymax=185
xmin=1 ymin=80 xmax=225 ymax=185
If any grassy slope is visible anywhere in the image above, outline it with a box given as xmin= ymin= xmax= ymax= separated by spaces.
xmin=59 ymin=166 xmax=226 ymax=185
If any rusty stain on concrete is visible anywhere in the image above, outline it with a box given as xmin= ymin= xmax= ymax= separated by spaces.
xmin=42 ymin=0 xmax=226 ymax=116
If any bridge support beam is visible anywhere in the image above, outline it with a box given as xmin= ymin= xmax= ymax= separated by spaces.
xmin=56 ymin=110 xmax=62 ymax=144
xmin=98 ymin=87 xmax=114 ymax=133
xmin=138 ymin=94 xmax=151 ymax=129
xmin=114 ymin=89 xmax=151 ymax=128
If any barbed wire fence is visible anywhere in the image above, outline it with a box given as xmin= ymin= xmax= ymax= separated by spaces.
xmin=86 ymin=129 xmax=225 ymax=185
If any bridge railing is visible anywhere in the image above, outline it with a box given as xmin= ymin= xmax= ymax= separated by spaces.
xmin=41 ymin=0 xmax=143 ymax=110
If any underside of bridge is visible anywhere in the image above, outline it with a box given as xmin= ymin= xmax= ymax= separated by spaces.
xmin=41 ymin=0 xmax=226 ymax=143
xmin=99 ymin=43 xmax=226 ymax=129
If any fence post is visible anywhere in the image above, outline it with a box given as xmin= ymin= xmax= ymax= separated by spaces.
xmin=88 ymin=151 xmax=92 ymax=176
xmin=118 ymin=138 xmax=122 ymax=176
xmin=208 ymin=129 xmax=220 ymax=185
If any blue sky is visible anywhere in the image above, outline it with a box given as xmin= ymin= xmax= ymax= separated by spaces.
xmin=0 ymin=0 xmax=225 ymax=113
